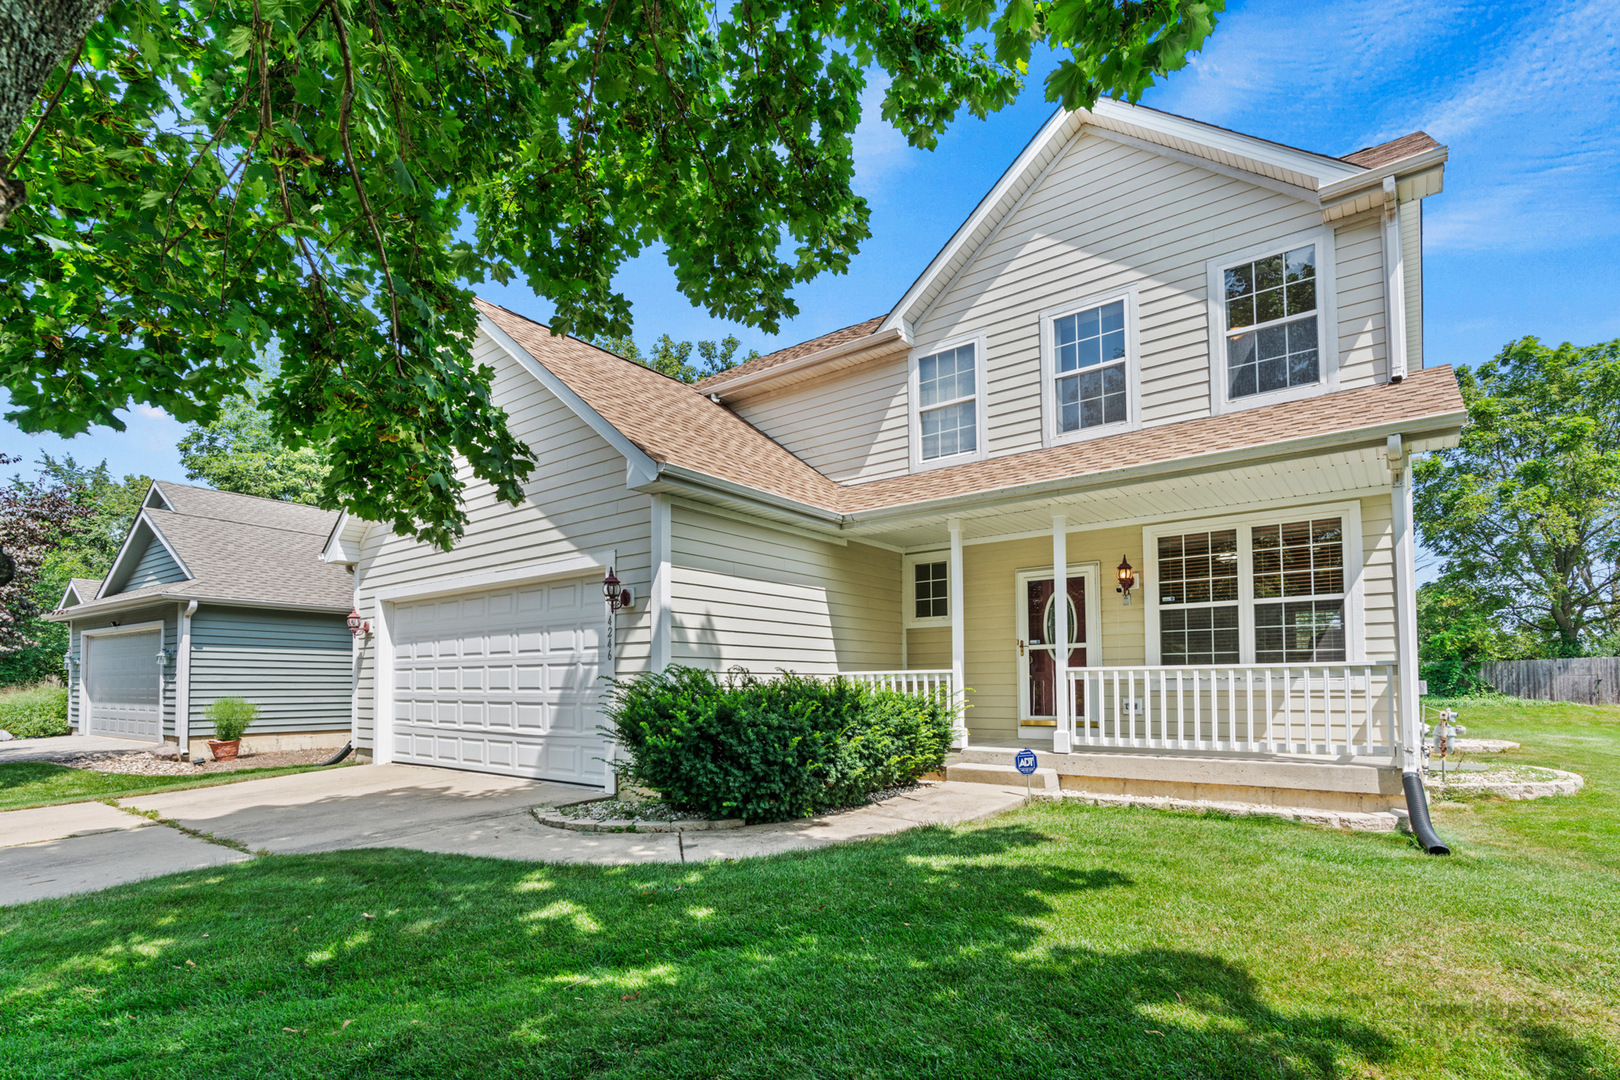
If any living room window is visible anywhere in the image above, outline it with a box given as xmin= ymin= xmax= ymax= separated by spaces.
xmin=1152 ymin=514 xmax=1350 ymax=665
xmin=911 ymin=337 xmax=985 ymax=469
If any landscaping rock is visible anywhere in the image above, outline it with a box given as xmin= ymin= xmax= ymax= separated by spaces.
xmin=1451 ymin=738 xmax=1520 ymax=753
xmin=1055 ymin=789 xmax=1402 ymax=832
xmin=1435 ymin=764 xmax=1584 ymax=800
xmin=532 ymin=808 xmax=746 ymax=834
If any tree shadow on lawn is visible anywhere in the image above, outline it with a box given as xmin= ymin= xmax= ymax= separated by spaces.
xmin=0 ymin=822 xmax=1455 ymax=1079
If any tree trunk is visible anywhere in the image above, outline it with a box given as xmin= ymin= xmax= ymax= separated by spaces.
xmin=0 ymin=0 xmax=109 ymax=227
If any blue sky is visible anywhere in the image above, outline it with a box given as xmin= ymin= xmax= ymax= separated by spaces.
xmin=4 ymin=0 xmax=1616 ymax=487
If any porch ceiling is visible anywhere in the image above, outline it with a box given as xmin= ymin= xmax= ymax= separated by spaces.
xmin=845 ymin=442 xmax=1394 ymax=551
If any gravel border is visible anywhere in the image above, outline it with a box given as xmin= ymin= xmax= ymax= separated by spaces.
xmin=1054 ymin=789 xmax=1401 ymax=832
xmin=1434 ymin=764 xmax=1584 ymax=800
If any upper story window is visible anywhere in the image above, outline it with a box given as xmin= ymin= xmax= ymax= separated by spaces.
xmin=1206 ymin=229 xmax=1337 ymax=415
xmin=1223 ymin=245 xmax=1318 ymax=400
xmin=1055 ymin=300 xmax=1127 ymax=431
xmin=911 ymin=337 xmax=985 ymax=469
xmin=1041 ymin=287 xmax=1139 ymax=446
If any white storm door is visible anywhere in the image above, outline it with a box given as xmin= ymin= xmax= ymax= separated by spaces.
xmin=389 ymin=575 xmax=607 ymax=784
xmin=83 ymin=629 xmax=163 ymax=741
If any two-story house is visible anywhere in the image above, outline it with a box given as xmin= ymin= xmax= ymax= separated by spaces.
xmin=327 ymin=100 xmax=1464 ymax=824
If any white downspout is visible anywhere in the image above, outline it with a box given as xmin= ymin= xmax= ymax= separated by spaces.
xmin=1382 ymin=176 xmax=1409 ymax=383
xmin=175 ymin=600 xmax=198 ymax=755
xmin=949 ymin=518 xmax=967 ymax=749
xmin=1389 ymin=435 xmax=1420 ymax=770
xmin=1052 ymin=514 xmax=1071 ymax=753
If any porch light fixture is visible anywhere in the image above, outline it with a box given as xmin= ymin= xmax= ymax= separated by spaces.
xmin=346 ymin=607 xmax=371 ymax=639
xmin=603 ymin=568 xmax=632 ymax=613
xmin=1116 ymin=555 xmax=1137 ymax=606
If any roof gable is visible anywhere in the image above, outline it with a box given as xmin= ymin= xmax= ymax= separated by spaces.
xmin=100 ymin=513 xmax=193 ymax=597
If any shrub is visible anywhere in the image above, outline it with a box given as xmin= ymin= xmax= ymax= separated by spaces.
xmin=605 ymin=667 xmax=954 ymax=822
xmin=0 ymin=683 xmax=69 ymax=739
xmin=206 ymin=697 xmax=258 ymax=742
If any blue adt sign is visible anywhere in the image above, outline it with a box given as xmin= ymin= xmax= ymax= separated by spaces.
xmin=1014 ymin=749 xmax=1038 ymax=775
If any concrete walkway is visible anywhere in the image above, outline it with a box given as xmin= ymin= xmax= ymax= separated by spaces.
xmin=0 ymin=764 xmax=1027 ymax=905
xmin=0 ymin=733 xmax=157 ymax=763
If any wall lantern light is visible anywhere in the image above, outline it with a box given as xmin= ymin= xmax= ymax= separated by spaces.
xmin=347 ymin=607 xmax=371 ymax=639
xmin=603 ymin=568 xmax=632 ymax=613
xmin=155 ymin=649 xmax=174 ymax=667
xmin=1116 ymin=555 xmax=1137 ymax=606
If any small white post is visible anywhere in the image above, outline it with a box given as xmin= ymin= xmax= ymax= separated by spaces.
xmin=1382 ymin=176 xmax=1409 ymax=383
xmin=650 ymin=494 xmax=672 ymax=672
xmin=1390 ymin=434 xmax=1421 ymax=770
xmin=175 ymin=600 xmax=198 ymax=755
xmin=949 ymin=517 xmax=968 ymax=749
xmin=1052 ymin=513 xmax=1071 ymax=753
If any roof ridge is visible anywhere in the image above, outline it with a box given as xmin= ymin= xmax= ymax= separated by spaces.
xmin=155 ymin=479 xmax=333 ymax=511
xmin=145 ymin=505 xmax=335 ymax=538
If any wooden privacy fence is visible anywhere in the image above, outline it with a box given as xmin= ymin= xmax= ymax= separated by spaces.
xmin=1480 ymin=658 xmax=1620 ymax=705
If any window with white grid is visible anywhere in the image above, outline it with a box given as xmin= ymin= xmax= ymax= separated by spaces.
xmin=1221 ymin=244 xmax=1320 ymax=401
xmin=916 ymin=343 xmax=978 ymax=461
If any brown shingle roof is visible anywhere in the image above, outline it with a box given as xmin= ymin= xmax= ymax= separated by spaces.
xmin=1342 ymin=131 xmax=1441 ymax=169
xmin=482 ymin=296 xmax=1464 ymax=518
xmin=840 ymin=368 xmax=1463 ymax=513
xmin=475 ymin=300 xmax=844 ymax=510
xmin=694 ymin=316 xmax=886 ymax=391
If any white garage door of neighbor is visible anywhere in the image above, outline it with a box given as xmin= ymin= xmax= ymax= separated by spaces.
xmin=83 ymin=629 xmax=163 ymax=741
xmin=390 ymin=576 xmax=608 ymax=784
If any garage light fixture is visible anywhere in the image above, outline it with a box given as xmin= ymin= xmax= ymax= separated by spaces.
xmin=347 ymin=607 xmax=371 ymax=639
xmin=603 ymin=568 xmax=632 ymax=613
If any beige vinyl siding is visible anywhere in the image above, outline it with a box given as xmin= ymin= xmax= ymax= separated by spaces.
xmin=1401 ymin=200 xmax=1423 ymax=369
xmin=728 ymin=354 xmax=911 ymax=482
xmin=1359 ymin=494 xmax=1397 ymax=664
xmin=669 ymin=504 xmax=900 ymax=674
xmin=1334 ymin=218 xmax=1389 ymax=388
xmin=350 ymin=331 xmax=653 ymax=751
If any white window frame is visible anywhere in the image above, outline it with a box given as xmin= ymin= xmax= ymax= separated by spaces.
xmin=903 ymin=552 xmax=952 ymax=628
xmin=908 ymin=331 xmax=988 ymax=472
xmin=1205 ymin=226 xmax=1339 ymax=416
xmin=1143 ymin=501 xmax=1365 ymax=666
xmin=1040 ymin=284 xmax=1141 ymax=447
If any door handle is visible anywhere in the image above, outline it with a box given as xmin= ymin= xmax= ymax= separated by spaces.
xmin=1017 ymin=639 xmax=1026 ymax=657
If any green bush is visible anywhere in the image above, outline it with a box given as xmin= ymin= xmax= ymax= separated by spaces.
xmin=604 ymin=667 xmax=954 ymax=822
xmin=0 ymin=684 xmax=70 ymax=739
xmin=205 ymin=697 xmax=258 ymax=742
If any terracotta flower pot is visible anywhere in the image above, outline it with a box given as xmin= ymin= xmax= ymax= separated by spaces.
xmin=208 ymin=739 xmax=241 ymax=762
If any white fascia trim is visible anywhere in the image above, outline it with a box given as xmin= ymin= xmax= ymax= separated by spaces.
xmin=321 ymin=511 xmax=371 ymax=564
xmin=843 ymin=409 xmax=1468 ymax=527
xmin=46 ymin=594 xmax=351 ymax=622
xmin=647 ymin=463 xmax=843 ymax=524
xmin=99 ymin=511 xmax=194 ymax=598
xmin=476 ymin=313 xmax=660 ymax=485
xmin=1089 ymin=99 xmax=1360 ymax=188
xmin=142 ymin=480 xmax=176 ymax=511
xmin=703 ymin=328 xmax=909 ymax=399
xmin=1318 ymin=146 xmax=1450 ymax=203
xmin=57 ymin=581 xmax=87 ymax=609
xmin=370 ymin=550 xmax=612 ymax=604
xmin=1084 ymin=127 xmax=1321 ymax=206
xmin=880 ymin=108 xmax=1077 ymax=334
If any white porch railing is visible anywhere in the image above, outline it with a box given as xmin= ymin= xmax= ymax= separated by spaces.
xmin=1067 ymin=664 xmax=1399 ymax=760
xmin=838 ymin=669 xmax=965 ymax=743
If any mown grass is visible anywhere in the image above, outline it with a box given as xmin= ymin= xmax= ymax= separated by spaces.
xmin=0 ymin=761 xmax=345 ymax=812
xmin=0 ymin=705 xmax=1616 ymax=1078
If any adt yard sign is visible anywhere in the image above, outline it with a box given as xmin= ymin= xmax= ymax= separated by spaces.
xmin=1014 ymin=749 xmax=1038 ymax=775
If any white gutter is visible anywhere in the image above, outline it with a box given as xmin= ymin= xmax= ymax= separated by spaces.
xmin=45 ymin=593 xmax=353 ymax=622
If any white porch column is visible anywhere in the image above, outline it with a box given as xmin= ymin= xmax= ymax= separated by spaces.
xmin=1052 ymin=514 xmax=1071 ymax=753
xmin=949 ymin=517 xmax=967 ymax=749
xmin=1382 ymin=176 xmax=1409 ymax=383
xmin=175 ymin=600 xmax=197 ymax=755
xmin=1390 ymin=434 xmax=1421 ymax=770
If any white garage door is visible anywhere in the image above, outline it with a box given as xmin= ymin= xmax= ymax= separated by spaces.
xmin=83 ymin=630 xmax=162 ymax=741
xmin=390 ymin=576 xmax=608 ymax=784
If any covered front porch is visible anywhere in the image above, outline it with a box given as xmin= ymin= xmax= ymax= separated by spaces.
xmin=834 ymin=435 xmax=1429 ymax=808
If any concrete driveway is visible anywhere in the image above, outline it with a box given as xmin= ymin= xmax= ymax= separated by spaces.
xmin=1 ymin=764 xmax=1027 ymax=906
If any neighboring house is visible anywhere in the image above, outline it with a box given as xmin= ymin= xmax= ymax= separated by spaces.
xmin=47 ymin=482 xmax=355 ymax=754
xmin=328 ymin=100 xmax=1464 ymax=815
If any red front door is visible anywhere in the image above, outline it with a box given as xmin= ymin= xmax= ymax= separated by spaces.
xmin=1025 ymin=574 xmax=1087 ymax=723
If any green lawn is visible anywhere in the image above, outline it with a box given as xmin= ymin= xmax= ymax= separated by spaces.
xmin=2 ymin=704 xmax=1618 ymax=1079
xmin=0 ymin=761 xmax=345 ymax=812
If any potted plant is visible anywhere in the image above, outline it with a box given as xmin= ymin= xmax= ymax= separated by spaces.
xmin=206 ymin=697 xmax=257 ymax=761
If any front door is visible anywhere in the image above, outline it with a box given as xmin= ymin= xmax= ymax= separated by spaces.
xmin=1017 ymin=567 xmax=1096 ymax=727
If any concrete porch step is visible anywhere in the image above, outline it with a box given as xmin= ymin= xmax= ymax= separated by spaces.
xmin=945 ymin=762 xmax=1059 ymax=791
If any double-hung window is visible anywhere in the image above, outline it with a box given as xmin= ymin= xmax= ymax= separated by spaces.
xmin=1208 ymin=232 xmax=1335 ymax=411
xmin=915 ymin=342 xmax=980 ymax=463
xmin=1054 ymin=299 xmax=1128 ymax=432
xmin=1153 ymin=514 xmax=1350 ymax=665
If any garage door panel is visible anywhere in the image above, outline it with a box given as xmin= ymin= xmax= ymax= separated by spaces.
xmin=390 ymin=574 xmax=606 ymax=785
xmin=83 ymin=630 xmax=163 ymax=741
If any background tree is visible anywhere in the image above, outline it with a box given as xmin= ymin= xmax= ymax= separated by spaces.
xmin=0 ymin=455 xmax=95 ymax=684
xmin=593 ymin=332 xmax=757 ymax=385
xmin=178 ymin=394 xmax=327 ymax=503
xmin=1414 ymin=338 xmax=1620 ymax=658
xmin=1 ymin=0 xmax=1222 ymax=550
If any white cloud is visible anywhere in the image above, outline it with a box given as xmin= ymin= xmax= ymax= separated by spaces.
xmin=850 ymin=76 xmax=915 ymax=198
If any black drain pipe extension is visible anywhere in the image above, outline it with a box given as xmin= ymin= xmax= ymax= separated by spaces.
xmin=1402 ymin=770 xmax=1450 ymax=855
xmin=322 ymin=741 xmax=354 ymax=766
